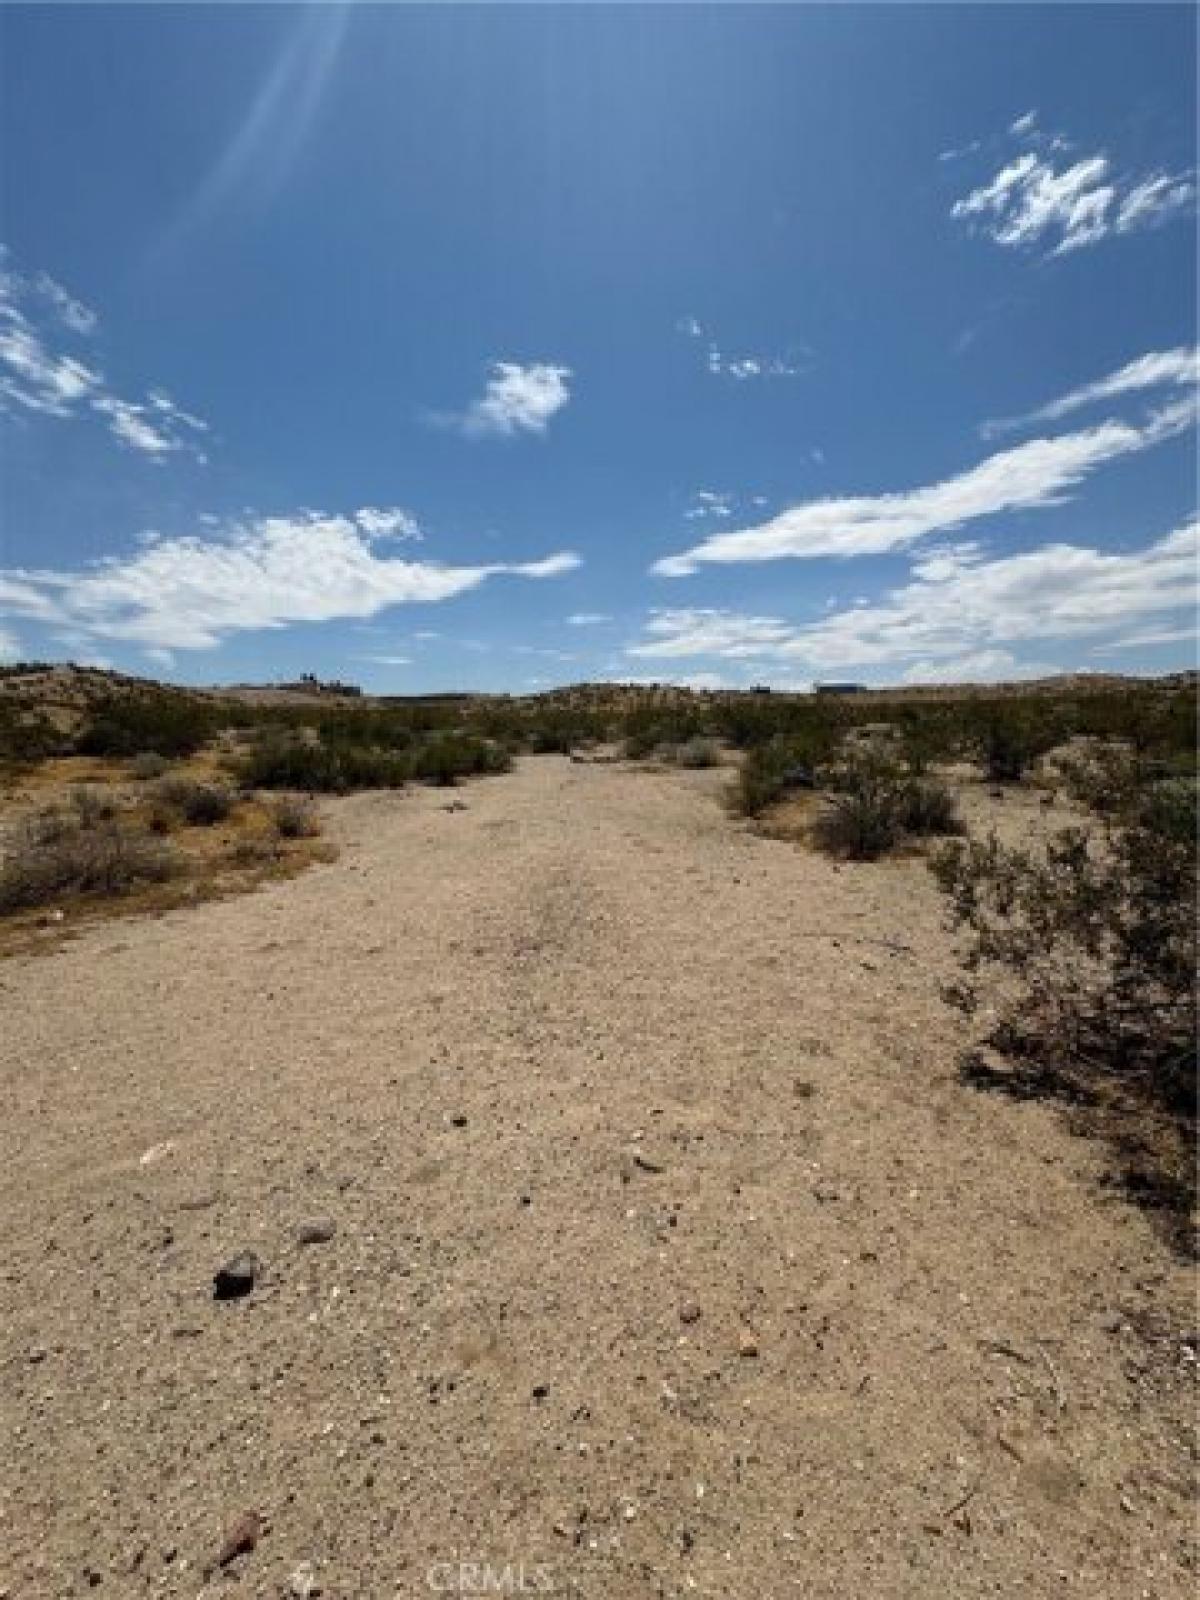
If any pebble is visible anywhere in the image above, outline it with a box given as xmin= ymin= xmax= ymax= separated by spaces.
xmin=297 ymin=1219 xmax=337 ymax=1246
xmin=286 ymin=1563 xmax=321 ymax=1598
xmin=738 ymin=1330 xmax=759 ymax=1358
xmin=679 ymin=1301 xmax=702 ymax=1325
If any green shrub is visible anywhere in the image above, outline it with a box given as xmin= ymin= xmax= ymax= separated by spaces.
xmin=811 ymin=778 xmax=904 ymax=859
xmin=76 ymin=694 xmax=218 ymax=758
xmin=933 ymin=778 xmax=1197 ymax=1117
xmin=894 ymin=777 xmax=964 ymax=837
xmin=734 ymin=736 xmax=829 ymax=816
xmin=0 ymin=810 xmax=178 ymax=913
xmin=977 ymin=709 xmax=1055 ymax=783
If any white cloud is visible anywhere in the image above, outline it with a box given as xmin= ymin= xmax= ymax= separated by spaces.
xmin=0 ymin=249 xmax=209 ymax=459
xmin=901 ymin=649 xmax=1052 ymax=685
xmin=952 ymin=132 xmax=1196 ymax=255
xmin=1092 ymin=625 xmax=1197 ymax=654
xmin=982 ymin=346 xmax=1199 ymax=436
xmin=0 ymin=627 xmax=20 ymax=661
xmin=354 ymin=506 xmax=422 ymax=540
xmin=0 ymin=510 xmax=582 ymax=653
xmin=1116 ymin=173 xmax=1197 ymax=233
xmin=92 ymin=393 xmax=208 ymax=461
xmin=632 ymin=519 xmax=1198 ymax=676
xmin=653 ymin=402 xmax=1195 ymax=576
xmin=677 ymin=315 xmax=705 ymax=339
xmin=357 ymin=654 xmax=413 ymax=667
xmin=629 ymin=608 xmax=799 ymax=660
xmin=566 ymin=613 xmax=612 ymax=626
xmin=0 ymin=315 xmax=101 ymax=416
xmin=453 ymin=361 xmax=572 ymax=438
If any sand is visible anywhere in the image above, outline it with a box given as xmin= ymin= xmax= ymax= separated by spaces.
xmin=1 ymin=755 xmax=1194 ymax=1598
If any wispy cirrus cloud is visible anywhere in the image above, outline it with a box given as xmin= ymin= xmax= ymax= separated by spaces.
xmin=653 ymin=398 xmax=1196 ymax=575
xmin=982 ymin=346 xmax=1199 ymax=437
xmin=0 ymin=248 xmax=209 ymax=460
xmin=951 ymin=114 xmax=1196 ymax=255
xmin=632 ymin=518 xmax=1198 ymax=678
xmin=0 ymin=510 xmax=581 ymax=654
xmin=437 ymin=360 xmax=573 ymax=439
xmin=565 ymin=612 xmax=612 ymax=626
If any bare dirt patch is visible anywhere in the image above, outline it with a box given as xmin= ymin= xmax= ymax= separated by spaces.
xmin=1 ymin=757 xmax=1194 ymax=1598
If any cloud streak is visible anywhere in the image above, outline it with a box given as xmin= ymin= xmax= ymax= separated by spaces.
xmin=653 ymin=401 xmax=1195 ymax=576
xmin=0 ymin=510 xmax=581 ymax=653
xmin=632 ymin=518 xmax=1198 ymax=677
xmin=982 ymin=346 xmax=1199 ymax=437
xmin=0 ymin=248 xmax=210 ymax=460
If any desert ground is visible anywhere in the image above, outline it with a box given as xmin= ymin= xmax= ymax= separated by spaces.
xmin=1 ymin=754 xmax=1195 ymax=1599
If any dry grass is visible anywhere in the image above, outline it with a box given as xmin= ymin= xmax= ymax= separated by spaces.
xmin=0 ymin=758 xmax=334 ymax=958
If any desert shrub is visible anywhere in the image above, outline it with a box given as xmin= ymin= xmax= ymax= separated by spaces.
xmin=1054 ymin=742 xmax=1142 ymax=816
xmin=70 ymin=785 xmax=119 ymax=827
xmin=976 ymin=708 xmax=1056 ymax=783
xmin=0 ymin=702 xmax=62 ymax=766
xmin=894 ymin=777 xmax=963 ymax=837
xmin=130 ymin=751 xmax=170 ymax=781
xmin=154 ymin=776 xmax=235 ymax=826
xmin=76 ymin=694 xmax=218 ymax=758
xmin=933 ymin=779 xmax=1197 ymax=1118
xmin=270 ymin=795 xmax=321 ymax=839
xmin=0 ymin=810 xmax=178 ymax=913
xmin=410 ymin=734 xmax=510 ymax=786
xmin=811 ymin=765 xmax=905 ymax=859
xmin=734 ymin=735 xmax=832 ymax=816
xmin=228 ymin=836 xmax=282 ymax=867
xmin=239 ymin=734 xmax=348 ymax=792
xmin=238 ymin=728 xmax=506 ymax=792
xmin=674 ymin=736 xmax=721 ymax=769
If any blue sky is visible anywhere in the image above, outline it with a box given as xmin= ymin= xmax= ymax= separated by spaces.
xmin=1 ymin=3 xmax=1195 ymax=692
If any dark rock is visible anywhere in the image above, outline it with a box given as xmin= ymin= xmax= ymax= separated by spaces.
xmin=212 ymin=1252 xmax=261 ymax=1300
xmin=297 ymin=1219 xmax=337 ymax=1246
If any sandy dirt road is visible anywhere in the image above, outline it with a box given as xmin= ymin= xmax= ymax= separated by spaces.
xmin=1 ymin=756 xmax=1194 ymax=1598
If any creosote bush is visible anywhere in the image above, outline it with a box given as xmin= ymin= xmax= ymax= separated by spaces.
xmin=933 ymin=779 xmax=1197 ymax=1118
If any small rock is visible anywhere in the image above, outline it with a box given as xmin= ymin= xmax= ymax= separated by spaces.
xmin=678 ymin=1301 xmax=702 ymax=1326
xmin=212 ymin=1252 xmax=261 ymax=1300
xmin=632 ymin=1151 xmax=666 ymax=1174
xmin=532 ymin=1384 xmax=550 ymax=1402
xmin=139 ymin=1140 xmax=176 ymax=1168
xmin=449 ymin=1114 xmax=468 ymax=1129
xmin=285 ymin=1561 xmax=321 ymax=1598
xmin=211 ymin=1509 xmax=262 ymax=1571
xmin=738 ymin=1329 xmax=759 ymax=1358
xmin=297 ymin=1219 xmax=337 ymax=1246
xmin=27 ymin=1346 xmax=47 ymax=1365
